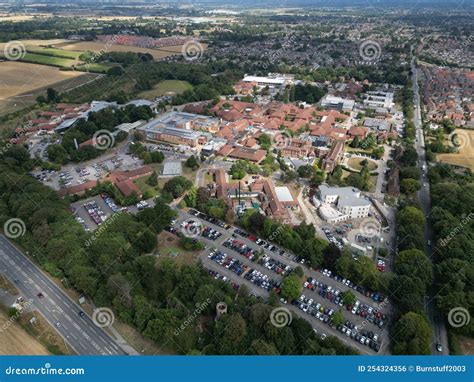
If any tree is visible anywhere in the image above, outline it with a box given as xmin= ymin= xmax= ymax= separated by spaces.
xmin=47 ymin=144 xmax=68 ymax=164
xmin=350 ymin=136 xmax=360 ymax=148
xmin=163 ymin=176 xmax=192 ymax=198
xmin=391 ymin=312 xmax=432 ymax=355
xmin=258 ymin=133 xmax=272 ymax=150
xmin=340 ymin=290 xmax=356 ymax=306
xmin=293 ymin=266 xmax=304 ymax=278
xmin=331 ymin=309 xmax=345 ymax=326
xmin=389 ymin=275 xmax=425 ymax=313
xmin=185 ymin=155 xmax=199 ymax=170
xmin=281 ymin=275 xmax=302 ymax=301
xmin=146 ymin=171 xmax=158 ymax=187
xmin=395 ymin=249 xmax=433 ymax=286
xmin=46 ymin=87 xmax=60 ymax=103
xmin=297 ymin=165 xmax=315 ymax=178
xmin=400 ymin=178 xmax=421 ymax=194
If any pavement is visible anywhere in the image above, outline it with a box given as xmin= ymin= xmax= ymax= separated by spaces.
xmin=173 ymin=209 xmax=391 ymax=354
xmin=0 ymin=235 xmax=127 ymax=355
xmin=411 ymin=56 xmax=448 ymax=355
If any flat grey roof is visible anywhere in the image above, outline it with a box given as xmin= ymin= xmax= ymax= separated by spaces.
xmin=162 ymin=161 xmax=182 ymax=176
xmin=319 ymin=184 xmax=371 ymax=208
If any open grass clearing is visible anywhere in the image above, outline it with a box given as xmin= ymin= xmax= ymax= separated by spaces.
xmin=156 ymin=232 xmax=202 ymax=266
xmin=138 ymin=80 xmax=192 ymax=99
xmin=347 ymin=157 xmax=378 ymax=171
xmin=26 ymin=46 xmax=83 ymax=60
xmin=54 ymin=41 xmax=191 ymax=60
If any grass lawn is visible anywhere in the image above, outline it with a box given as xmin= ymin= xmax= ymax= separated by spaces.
xmin=75 ymin=63 xmax=112 ymax=74
xmin=341 ymin=171 xmax=377 ymax=192
xmin=133 ymin=176 xmax=160 ymax=198
xmin=182 ymin=166 xmax=197 ymax=182
xmin=347 ymin=157 xmax=378 ymax=171
xmin=19 ymin=52 xmax=77 ymax=68
xmin=0 ymin=274 xmax=18 ymax=295
xmin=138 ymin=80 xmax=192 ymax=99
xmin=204 ymin=171 xmax=214 ymax=184
xmin=26 ymin=46 xmax=83 ymax=60
xmin=156 ymin=232 xmax=202 ymax=266
xmin=346 ymin=146 xmax=372 ymax=154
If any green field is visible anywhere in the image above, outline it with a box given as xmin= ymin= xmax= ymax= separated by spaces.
xmin=19 ymin=52 xmax=76 ymax=68
xmin=75 ymin=63 xmax=112 ymax=74
xmin=138 ymin=80 xmax=192 ymax=99
xmin=133 ymin=176 xmax=160 ymax=198
xmin=26 ymin=46 xmax=83 ymax=60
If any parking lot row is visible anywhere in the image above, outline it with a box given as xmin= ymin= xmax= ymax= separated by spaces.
xmin=294 ymin=293 xmax=382 ymax=352
xmin=302 ymin=277 xmax=387 ymax=331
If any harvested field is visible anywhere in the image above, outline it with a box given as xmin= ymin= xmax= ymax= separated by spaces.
xmin=54 ymin=41 xmax=203 ymax=60
xmin=0 ymin=309 xmax=50 ymax=355
xmin=437 ymin=129 xmax=474 ymax=170
xmin=0 ymin=61 xmax=84 ymax=99
xmin=0 ymin=61 xmax=99 ymax=116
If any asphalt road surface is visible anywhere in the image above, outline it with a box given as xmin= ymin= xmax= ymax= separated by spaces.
xmin=411 ymin=57 xmax=448 ymax=355
xmin=0 ymin=235 xmax=126 ymax=355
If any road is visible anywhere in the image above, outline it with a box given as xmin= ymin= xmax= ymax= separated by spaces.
xmin=174 ymin=209 xmax=390 ymax=354
xmin=411 ymin=57 xmax=448 ymax=355
xmin=0 ymin=235 xmax=126 ymax=355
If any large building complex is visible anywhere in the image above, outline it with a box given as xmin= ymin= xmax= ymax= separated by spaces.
xmin=316 ymin=184 xmax=372 ymax=222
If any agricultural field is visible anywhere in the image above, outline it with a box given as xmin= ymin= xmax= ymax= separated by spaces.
xmin=19 ymin=52 xmax=79 ymax=68
xmin=0 ymin=61 xmax=98 ymax=116
xmin=0 ymin=309 xmax=50 ymax=355
xmin=138 ymin=79 xmax=193 ymax=99
xmin=54 ymin=41 xmax=200 ymax=60
xmin=436 ymin=129 xmax=474 ymax=170
xmin=26 ymin=46 xmax=83 ymax=60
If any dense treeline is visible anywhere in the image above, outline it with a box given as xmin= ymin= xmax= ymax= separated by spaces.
xmin=0 ymin=146 xmax=355 ymax=355
xmin=429 ymin=165 xmax=474 ymax=340
xmin=62 ymin=62 xmax=242 ymax=105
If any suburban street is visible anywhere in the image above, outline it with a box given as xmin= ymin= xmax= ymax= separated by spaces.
xmin=0 ymin=235 xmax=126 ymax=355
xmin=174 ymin=209 xmax=390 ymax=355
xmin=411 ymin=57 xmax=449 ymax=355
